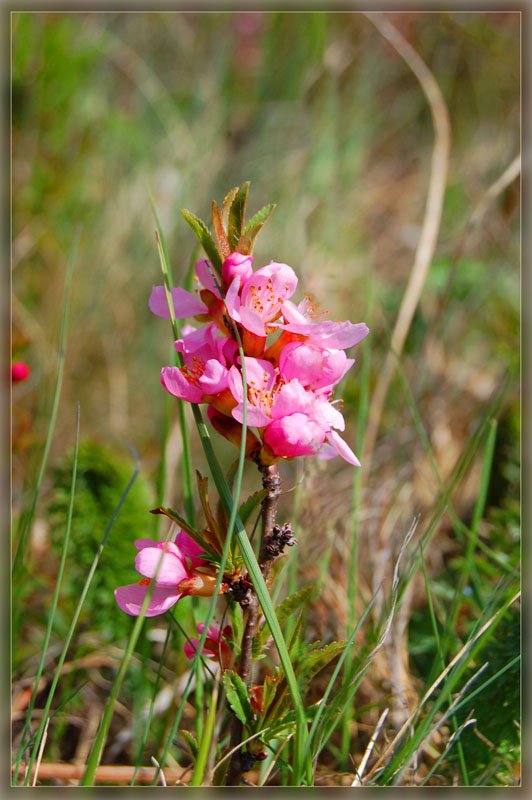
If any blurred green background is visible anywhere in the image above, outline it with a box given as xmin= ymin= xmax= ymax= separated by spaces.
xmin=12 ymin=12 xmax=520 ymax=782
xmin=12 ymin=11 xmax=519 ymax=471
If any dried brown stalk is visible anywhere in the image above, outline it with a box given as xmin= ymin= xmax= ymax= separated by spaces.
xmin=362 ymin=12 xmax=451 ymax=467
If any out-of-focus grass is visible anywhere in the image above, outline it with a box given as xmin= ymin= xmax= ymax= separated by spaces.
xmin=12 ymin=11 xmax=519 ymax=785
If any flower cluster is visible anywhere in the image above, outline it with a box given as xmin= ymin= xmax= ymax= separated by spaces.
xmin=150 ymin=253 xmax=369 ymax=466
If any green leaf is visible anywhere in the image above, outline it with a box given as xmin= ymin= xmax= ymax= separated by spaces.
xmin=181 ymin=208 xmax=222 ymax=274
xmin=227 ymin=181 xmax=250 ymax=251
xmin=298 ymin=640 xmax=347 ymax=683
xmin=276 ymin=585 xmax=316 ymax=627
xmin=223 ymin=670 xmax=255 ymax=729
xmin=180 ymin=729 xmax=199 ymax=760
xmin=226 ymin=597 xmax=243 ymax=658
xmin=212 ymin=201 xmax=231 ymax=260
xmin=238 ymin=489 xmax=268 ymax=527
xmin=221 ymin=186 xmax=239 ymax=230
xmin=149 ymin=506 xmax=216 ymax=556
xmin=254 ymin=585 xmax=315 ymax=658
xmin=239 ymin=204 xmax=276 ymax=255
xmin=288 ymin=612 xmax=305 ymax=659
xmin=196 ymin=472 xmax=223 ymax=550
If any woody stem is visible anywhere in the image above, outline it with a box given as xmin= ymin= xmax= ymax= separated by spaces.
xmin=225 ymin=464 xmax=281 ymax=785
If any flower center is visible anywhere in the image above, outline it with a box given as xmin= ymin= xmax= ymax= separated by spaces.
xmin=139 ymin=578 xmax=151 ymax=586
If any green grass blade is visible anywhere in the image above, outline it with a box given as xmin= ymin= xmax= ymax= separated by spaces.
xmin=13 ymin=403 xmax=81 ymax=785
xmin=341 ymin=279 xmax=372 ymax=765
xmin=22 ymin=442 xmax=140 ymax=785
xmin=12 ymin=225 xmax=82 ymax=578
xmin=149 ymin=191 xmax=195 ymax=526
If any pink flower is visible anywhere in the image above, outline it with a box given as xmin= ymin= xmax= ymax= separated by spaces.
xmin=225 ymin=262 xmax=298 ymax=337
xmin=278 ymin=341 xmax=353 ymax=390
xmin=184 ymin=622 xmax=233 ymax=669
xmin=228 ymin=357 xmax=360 ymax=465
xmin=115 ymin=533 xmax=218 ymax=617
xmin=160 ymin=323 xmax=237 ymax=413
xmin=222 ymin=252 xmax=254 ymax=288
xmin=12 ymin=362 xmax=30 ymax=382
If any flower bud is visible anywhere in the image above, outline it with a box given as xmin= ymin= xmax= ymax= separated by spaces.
xmin=178 ymin=573 xmax=222 ymax=597
xmin=222 ymin=252 xmax=254 ymax=288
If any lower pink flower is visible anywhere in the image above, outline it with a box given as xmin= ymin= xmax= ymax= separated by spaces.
xmin=115 ymin=533 xmax=218 ymax=617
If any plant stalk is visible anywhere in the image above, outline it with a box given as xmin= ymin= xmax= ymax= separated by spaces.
xmin=226 ymin=463 xmax=281 ymax=785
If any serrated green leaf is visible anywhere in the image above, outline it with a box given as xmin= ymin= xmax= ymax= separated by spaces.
xmin=221 ymin=186 xmax=239 ymax=230
xmin=238 ymin=489 xmax=268 ymax=528
xmin=181 ymin=208 xmax=222 ymax=274
xmin=227 ymin=182 xmax=250 ymax=251
xmin=255 ymin=584 xmax=315 ymax=658
xmin=239 ymin=203 xmax=276 ymax=255
xmin=180 ymin=729 xmax=199 ymax=760
xmin=223 ymin=670 xmax=255 ymax=729
xmin=287 ymin=612 xmax=305 ymax=658
xmin=212 ymin=201 xmax=231 ymax=260
xmin=298 ymin=640 xmax=347 ymax=682
xmin=276 ymin=585 xmax=316 ymax=627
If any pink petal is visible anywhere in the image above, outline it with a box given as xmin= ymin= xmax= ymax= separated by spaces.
xmin=224 ymin=277 xmax=242 ymax=323
xmin=232 ymin=403 xmax=272 ymax=427
xmin=115 ymin=583 xmax=182 ymax=617
xmin=242 ymin=357 xmax=276 ymax=389
xmin=149 ymin=286 xmax=207 ymax=319
xmin=325 ymin=430 xmax=361 ymax=466
xmin=199 ymin=359 xmax=229 ymax=394
xmin=228 ymin=365 xmax=244 ymax=403
xmin=175 ymin=530 xmax=205 ymax=567
xmin=239 ymin=306 xmax=267 ymax=336
xmin=311 ymin=397 xmax=346 ymax=431
xmin=161 ymin=367 xmax=204 ymax=403
xmin=264 ymin=413 xmax=326 ymax=458
xmin=253 ymin=263 xmax=298 ymax=297
xmin=135 ymin=546 xmax=189 ymax=585
xmin=195 ymin=259 xmax=221 ymax=297
xmin=279 ymin=343 xmax=348 ymax=390
xmin=270 ymin=379 xmax=310 ymax=419
xmin=134 ymin=538 xmax=157 ymax=551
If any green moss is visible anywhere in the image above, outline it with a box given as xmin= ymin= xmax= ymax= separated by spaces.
xmin=47 ymin=439 xmax=155 ymax=641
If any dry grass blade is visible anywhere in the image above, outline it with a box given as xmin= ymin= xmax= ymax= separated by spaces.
xmin=470 ymin=153 xmax=521 ymax=226
xmin=30 ymin=717 xmax=50 ymax=787
xmin=363 ymin=12 xmax=451 ymax=464
xmin=352 ymin=707 xmax=389 ymax=786
xmin=151 ymin=757 xmax=167 ymax=786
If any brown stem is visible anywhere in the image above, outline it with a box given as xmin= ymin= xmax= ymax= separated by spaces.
xmin=225 ymin=596 xmax=259 ymax=786
xmin=225 ymin=464 xmax=281 ymax=785
xmin=258 ymin=463 xmax=281 ymax=582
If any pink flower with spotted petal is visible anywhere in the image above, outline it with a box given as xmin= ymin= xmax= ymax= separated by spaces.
xmin=160 ymin=324 xmax=236 ymax=413
xmin=225 ymin=262 xmax=298 ymax=337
